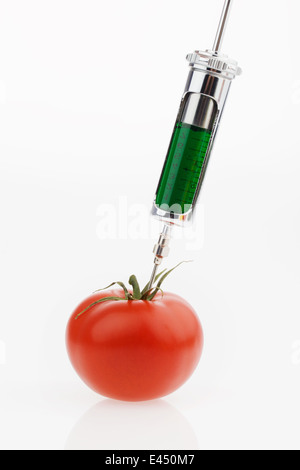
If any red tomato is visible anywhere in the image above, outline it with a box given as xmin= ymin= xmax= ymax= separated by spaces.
xmin=66 ymin=289 xmax=203 ymax=401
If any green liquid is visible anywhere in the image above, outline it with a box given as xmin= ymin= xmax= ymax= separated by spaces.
xmin=155 ymin=122 xmax=211 ymax=214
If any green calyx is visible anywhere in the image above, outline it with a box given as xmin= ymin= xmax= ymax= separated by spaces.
xmin=75 ymin=261 xmax=191 ymax=319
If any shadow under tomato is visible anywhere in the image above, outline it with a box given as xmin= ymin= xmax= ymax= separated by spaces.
xmin=65 ymin=398 xmax=198 ymax=450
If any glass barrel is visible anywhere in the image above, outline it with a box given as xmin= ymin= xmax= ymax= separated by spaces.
xmin=155 ymin=93 xmax=218 ymax=215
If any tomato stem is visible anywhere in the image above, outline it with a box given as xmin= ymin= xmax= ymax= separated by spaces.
xmin=75 ymin=261 xmax=192 ymax=319
xmin=128 ymin=275 xmax=141 ymax=300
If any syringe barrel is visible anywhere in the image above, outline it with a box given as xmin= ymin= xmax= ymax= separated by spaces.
xmin=151 ymin=50 xmax=241 ymax=227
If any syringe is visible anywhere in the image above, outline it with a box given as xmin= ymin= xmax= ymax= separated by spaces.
xmin=148 ymin=0 xmax=241 ymax=288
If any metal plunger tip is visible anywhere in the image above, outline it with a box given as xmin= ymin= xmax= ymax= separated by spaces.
xmin=212 ymin=0 xmax=233 ymax=54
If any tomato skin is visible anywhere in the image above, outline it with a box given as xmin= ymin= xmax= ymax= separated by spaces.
xmin=66 ymin=289 xmax=203 ymax=401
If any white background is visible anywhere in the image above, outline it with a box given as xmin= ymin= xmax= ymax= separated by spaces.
xmin=0 ymin=0 xmax=300 ymax=450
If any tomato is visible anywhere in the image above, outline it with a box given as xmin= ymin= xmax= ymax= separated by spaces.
xmin=66 ymin=287 xmax=203 ymax=401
